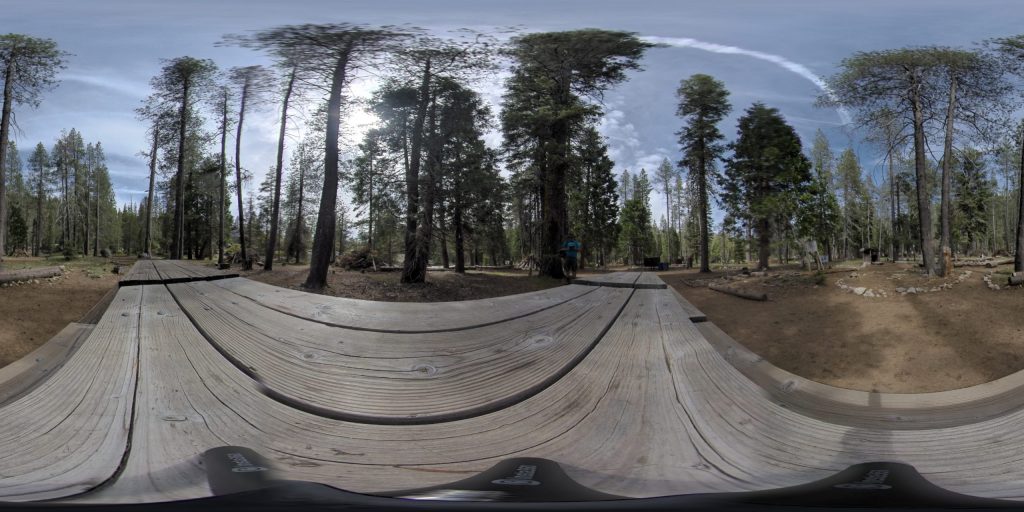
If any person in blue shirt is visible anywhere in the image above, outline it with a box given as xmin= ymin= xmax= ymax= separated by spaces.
xmin=560 ymin=234 xmax=581 ymax=282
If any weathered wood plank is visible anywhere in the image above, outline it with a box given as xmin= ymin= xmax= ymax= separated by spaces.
xmin=169 ymin=280 xmax=631 ymax=422
xmin=120 ymin=261 xmax=162 ymax=286
xmin=67 ymin=286 xmax=1024 ymax=503
xmin=0 ymin=322 xmax=94 ymax=406
xmin=634 ymin=272 xmax=668 ymax=289
xmin=573 ymin=272 xmax=641 ymax=288
xmin=121 ymin=260 xmax=238 ymax=287
xmin=77 ymin=286 xmax=743 ymax=502
xmin=212 ymin=278 xmax=596 ymax=333
xmin=0 ymin=286 xmax=140 ymax=501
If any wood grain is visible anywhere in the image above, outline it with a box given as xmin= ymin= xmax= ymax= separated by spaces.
xmin=574 ymin=272 xmax=640 ymax=288
xmin=0 ymin=287 xmax=140 ymax=502
xmin=168 ymin=280 xmax=631 ymax=423
xmin=0 ymin=322 xmax=94 ymax=406
xmin=212 ymin=278 xmax=596 ymax=333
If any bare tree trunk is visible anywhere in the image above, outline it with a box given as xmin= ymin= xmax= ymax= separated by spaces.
xmin=912 ymin=72 xmax=937 ymax=275
xmin=217 ymin=95 xmax=227 ymax=266
xmin=292 ymin=164 xmax=305 ymax=264
xmin=454 ymin=201 xmax=465 ymax=273
xmin=698 ymin=140 xmax=711 ymax=273
xmin=145 ymin=126 xmax=158 ymax=256
xmin=265 ymin=67 xmax=296 ymax=271
xmin=414 ymin=96 xmax=440 ymax=278
xmin=939 ymin=73 xmax=957 ymax=276
xmin=304 ymin=45 xmax=351 ymax=289
xmin=234 ymin=83 xmax=249 ymax=262
xmin=173 ymin=78 xmax=190 ymax=260
xmin=757 ymin=218 xmax=771 ymax=270
xmin=0 ymin=61 xmax=12 ymax=257
xmin=94 ymin=172 xmax=99 ymax=256
xmin=1016 ymin=129 xmax=1024 ymax=273
xmin=401 ymin=57 xmax=431 ymax=284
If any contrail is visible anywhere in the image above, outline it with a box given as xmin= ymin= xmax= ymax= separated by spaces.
xmin=642 ymin=36 xmax=851 ymax=125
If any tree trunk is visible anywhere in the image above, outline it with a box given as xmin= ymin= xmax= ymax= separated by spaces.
xmin=217 ymin=95 xmax=227 ymax=267
xmin=234 ymin=82 xmax=249 ymax=262
xmin=415 ymin=95 xmax=440 ymax=279
xmin=1016 ymin=127 xmax=1024 ymax=273
xmin=454 ymin=202 xmax=465 ymax=273
xmin=144 ymin=126 xmax=158 ymax=256
xmin=939 ymin=73 xmax=957 ymax=277
xmin=912 ymin=72 xmax=936 ymax=275
xmin=0 ymin=61 xmax=13 ymax=257
xmin=173 ymin=77 xmax=190 ymax=260
xmin=401 ymin=57 xmax=431 ymax=284
xmin=294 ymin=163 xmax=305 ymax=264
xmin=698 ymin=139 xmax=711 ymax=273
xmin=304 ymin=45 xmax=351 ymax=289
xmin=94 ymin=171 xmax=99 ymax=256
xmin=757 ymin=217 xmax=771 ymax=270
xmin=265 ymin=67 xmax=296 ymax=271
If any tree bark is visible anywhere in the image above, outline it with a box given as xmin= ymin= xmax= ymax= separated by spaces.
xmin=217 ymin=94 xmax=227 ymax=266
xmin=142 ymin=125 xmax=158 ymax=257
xmin=709 ymin=282 xmax=767 ymax=301
xmin=0 ymin=60 xmax=12 ymax=257
xmin=414 ymin=95 xmax=440 ymax=279
xmin=697 ymin=136 xmax=711 ymax=273
xmin=293 ymin=163 xmax=305 ymax=264
xmin=911 ymin=70 xmax=936 ymax=275
xmin=401 ymin=57 xmax=431 ymax=284
xmin=454 ymin=201 xmax=465 ymax=273
xmin=757 ymin=217 xmax=771 ymax=270
xmin=265 ymin=67 xmax=296 ymax=271
xmin=939 ymin=73 xmax=957 ymax=276
xmin=173 ymin=77 xmax=190 ymax=260
xmin=234 ymin=82 xmax=249 ymax=262
xmin=304 ymin=45 xmax=351 ymax=289
xmin=1016 ymin=127 xmax=1024 ymax=273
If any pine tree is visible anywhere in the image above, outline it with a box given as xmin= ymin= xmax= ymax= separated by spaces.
xmin=723 ymin=103 xmax=812 ymax=270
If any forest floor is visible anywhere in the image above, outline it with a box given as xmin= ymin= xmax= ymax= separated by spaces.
xmin=240 ymin=264 xmax=567 ymax=302
xmin=0 ymin=256 xmax=120 ymax=368
xmin=665 ymin=260 xmax=1024 ymax=393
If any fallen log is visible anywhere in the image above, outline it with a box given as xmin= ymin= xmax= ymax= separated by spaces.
xmin=0 ymin=266 xmax=62 ymax=285
xmin=955 ymin=258 xmax=1014 ymax=268
xmin=709 ymin=282 xmax=768 ymax=301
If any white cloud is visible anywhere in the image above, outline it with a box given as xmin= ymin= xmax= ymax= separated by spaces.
xmin=641 ymin=35 xmax=852 ymax=125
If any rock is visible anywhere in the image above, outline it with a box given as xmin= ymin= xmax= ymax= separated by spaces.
xmin=32 ymin=279 xmax=39 ymax=284
xmin=896 ymin=287 xmax=907 ymax=293
xmin=907 ymin=287 xmax=918 ymax=294
xmin=853 ymin=287 xmax=866 ymax=295
xmin=864 ymin=290 xmax=876 ymax=297
xmin=930 ymin=287 xmax=940 ymax=292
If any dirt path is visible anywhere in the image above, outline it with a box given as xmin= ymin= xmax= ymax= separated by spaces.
xmin=667 ymin=263 xmax=1024 ymax=393
xmin=0 ymin=257 xmax=119 ymax=368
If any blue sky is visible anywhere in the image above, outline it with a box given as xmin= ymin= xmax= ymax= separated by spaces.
xmin=5 ymin=0 xmax=1021 ymax=225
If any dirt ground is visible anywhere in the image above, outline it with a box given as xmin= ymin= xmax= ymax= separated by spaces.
xmin=240 ymin=265 xmax=566 ymax=302
xmin=0 ymin=257 xmax=120 ymax=368
xmin=666 ymin=262 xmax=1024 ymax=393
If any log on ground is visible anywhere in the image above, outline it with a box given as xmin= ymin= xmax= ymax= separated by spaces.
xmin=708 ymin=282 xmax=768 ymax=301
xmin=0 ymin=266 xmax=62 ymax=285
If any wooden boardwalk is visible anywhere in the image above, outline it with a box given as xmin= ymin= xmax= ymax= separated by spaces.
xmin=6 ymin=270 xmax=1024 ymax=503
xmin=119 ymin=259 xmax=238 ymax=287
